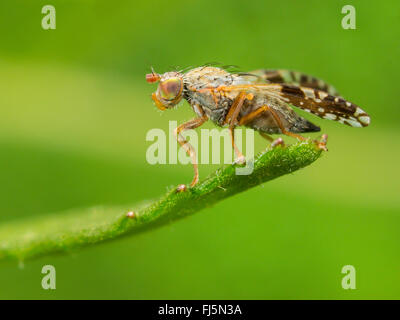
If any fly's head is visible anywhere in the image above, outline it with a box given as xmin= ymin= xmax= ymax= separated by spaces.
xmin=146 ymin=70 xmax=184 ymax=110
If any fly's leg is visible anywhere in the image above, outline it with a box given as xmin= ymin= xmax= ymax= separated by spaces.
xmin=174 ymin=115 xmax=208 ymax=187
xmin=240 ymin=106 xmax=290 ymax=147
xmin=239 ymin=105 xmax=301 ymax=147
xmin=267 ymin=108 xmax=307 ymax=141
xmin=239 ymin=105 xmax=306 ymax=141
xmin=268 ymin=108 xmax=328 ymax=150
xmin=240 ymin=105 xmax=328 ymax=150
xmin=259 ymin=132 xmax=285 ymax=148
xmin=223 ymin=91 xmax=253 ymax=165
xmin=316 ymin=134 xmax=328 ymax=151
xmin=270 ymin=137 xmax=285 ymax=148
xmin=259 ymin=132 xmax=274 ymax=142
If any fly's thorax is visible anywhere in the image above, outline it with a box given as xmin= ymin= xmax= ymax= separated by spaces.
xmin=190 ymin=91 xmax=237 ymax=125
xmin=182 ymin=66 xmax=255 ymax=125
xmin=183 ymin=66 xmax=250 ymax=90
xmin=183 ymin=67 xmax=250 ymax=107
xmin=185 ymin=90 xmax=221 ymax=110
xmin=200 ymin=105 xmax=228 ymax=125
xmin=183 ymin=67 xmax=231 ymax=88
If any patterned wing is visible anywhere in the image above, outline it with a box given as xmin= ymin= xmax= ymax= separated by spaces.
xmin=216 ymin=83 xmax=370 ymax=128
xmin=241 ymin=69 xmax=339 ymax=96
xmin=265 ymin=83 xmax=370 ymax=128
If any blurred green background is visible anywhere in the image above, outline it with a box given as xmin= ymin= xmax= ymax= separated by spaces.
xmin=0 ymin=0 xmax=399 ymax=299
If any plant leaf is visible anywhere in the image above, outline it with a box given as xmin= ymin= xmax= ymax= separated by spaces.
xmin=0 ymin=140 xmax=323 ymax=262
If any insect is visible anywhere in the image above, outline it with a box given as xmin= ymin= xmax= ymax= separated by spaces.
xmin=146 ymin=65 xmax=370 ymax=187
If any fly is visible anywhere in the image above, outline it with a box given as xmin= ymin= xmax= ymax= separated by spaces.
xmin=146 ymin=66 xmax=370 ymax=188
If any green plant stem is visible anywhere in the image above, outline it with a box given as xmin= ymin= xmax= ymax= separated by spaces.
xmin=0 ymin=140 xmax=323 ymax=262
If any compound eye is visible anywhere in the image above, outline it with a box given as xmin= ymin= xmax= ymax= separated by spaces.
xmin=159 ymin=78 xmax=182 ymax=101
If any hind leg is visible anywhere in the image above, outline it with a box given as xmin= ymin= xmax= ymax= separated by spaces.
xmin=239 ymin=105 xmax=306 ymax=140
xmin=259 ymin=132 xmax=285 ymax=148
xmin=240 ymin=105 xmax=305 ymax=147
xmin=239 ymin=105 xmax=327 ymax=150
xmin=259 ymin=132 xmax=273 ymax=142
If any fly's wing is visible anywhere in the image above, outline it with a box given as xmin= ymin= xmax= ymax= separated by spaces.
xmin=261 ymin=83 xmax=370 ymax=128
xmin=218 ymin=83 xmax=369 ymax=128
xmin=240 ymin=69 xmax=339 ymax=96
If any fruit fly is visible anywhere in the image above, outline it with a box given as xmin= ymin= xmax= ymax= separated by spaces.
xmin=146 ymin=65 xmax=370 ymax=187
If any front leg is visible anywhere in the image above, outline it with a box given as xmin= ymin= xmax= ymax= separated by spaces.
xmin=174 ymin=115 xmax=208 ymax=187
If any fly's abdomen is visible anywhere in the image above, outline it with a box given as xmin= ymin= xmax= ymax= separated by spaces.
xmin=238 ymin=96 xmax=321 ymax=134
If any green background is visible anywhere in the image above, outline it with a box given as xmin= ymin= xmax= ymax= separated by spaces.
xmin=0 ymin=0 xmax=399 ymax=299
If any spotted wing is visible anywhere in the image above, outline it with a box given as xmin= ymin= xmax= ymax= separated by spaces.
xmin=265 ymin=83 xmax=370 ymax=127
xmin=240 ymin=69 xmax=339 ymax=96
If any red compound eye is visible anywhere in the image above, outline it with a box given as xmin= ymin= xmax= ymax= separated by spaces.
xmin=146 ymin=73 xmax=160 ymax=83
